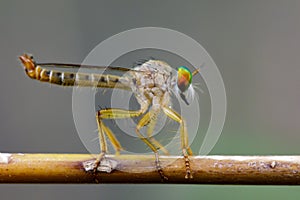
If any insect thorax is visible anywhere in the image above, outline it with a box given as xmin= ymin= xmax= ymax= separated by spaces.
xmin=130 ymin=60 xmax=175 ymax=106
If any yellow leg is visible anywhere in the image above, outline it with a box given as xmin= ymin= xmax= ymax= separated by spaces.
xmin=162 ymin=106 xmax=193 ymax=179
xmin=135 ymin=112 xmax=159 ymax=152
xmin=136 ymin=111 xmax=168 ymax=180
xmin=95 ymin=107 xmax=167 ymax=180
xmin=94 ymin=108 xmax=145 ymax=170
xmin=146 ymin=113 xmax=170 ymax=155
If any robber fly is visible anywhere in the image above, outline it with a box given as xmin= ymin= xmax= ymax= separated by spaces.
xmin=19 ymin=53 xmax=200 ymax=179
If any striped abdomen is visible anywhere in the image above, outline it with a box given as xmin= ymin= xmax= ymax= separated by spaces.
xmin=19 ymin=54 xmax=131 ymax=90
xmin=34 ymin=65 xmax=130 ymax=89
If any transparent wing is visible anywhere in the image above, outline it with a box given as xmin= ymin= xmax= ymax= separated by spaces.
xmin=37 ymin=62 xmax=138 ymax=73
xmin=19 ymin=53 xmax=143 ymax=89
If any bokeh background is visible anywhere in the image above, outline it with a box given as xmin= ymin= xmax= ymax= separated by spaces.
xmin=1 ymin=0 xmax=300 ymax=199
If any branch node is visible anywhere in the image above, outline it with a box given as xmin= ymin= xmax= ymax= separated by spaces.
xmin=270 ymin=161 xmax=277 ymax=169
xmin=82 ymin=158 xmax=118 ymax=173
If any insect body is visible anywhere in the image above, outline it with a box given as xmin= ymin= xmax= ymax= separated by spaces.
xmin=19 ymin=53 xmax=199 ymax=179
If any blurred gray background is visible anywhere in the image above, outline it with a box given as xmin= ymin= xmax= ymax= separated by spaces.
xmin=1 ymin=0 xmax=300 ymax=199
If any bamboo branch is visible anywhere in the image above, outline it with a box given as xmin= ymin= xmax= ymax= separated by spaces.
xmin=1 ymin=153 xmax=300 ymax=184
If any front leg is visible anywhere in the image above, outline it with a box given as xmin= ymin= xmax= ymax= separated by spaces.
xmin=162 ymin=106 xmax=193 ymax=179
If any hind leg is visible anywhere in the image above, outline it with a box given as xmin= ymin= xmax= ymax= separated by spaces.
xmin=94 ymin=108 xmax=145 ymax=171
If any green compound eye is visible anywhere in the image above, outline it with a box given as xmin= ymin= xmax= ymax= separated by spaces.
xmin=177 ymin=66 xmax=192 ymax=92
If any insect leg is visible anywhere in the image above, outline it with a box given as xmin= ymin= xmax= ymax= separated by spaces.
xmin=162 ymin=106 xmax=193 ymax=179
xmin=136 ymin=111 xmax=168 ymax=180
xmin=94 ymin=108 xmax=146 ymax=171
xmin=146 ymin=113 xmax=170 ymax=155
